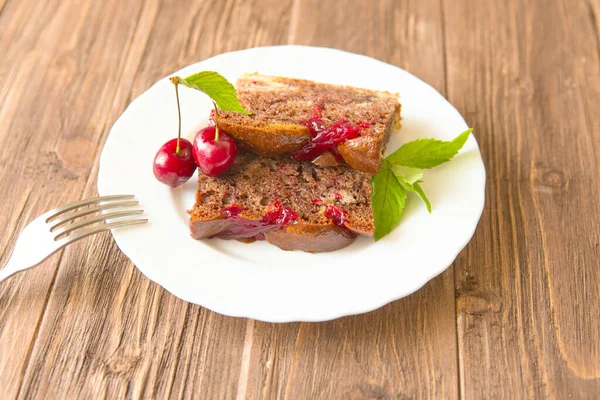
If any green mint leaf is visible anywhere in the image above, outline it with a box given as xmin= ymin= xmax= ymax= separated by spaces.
xmin=386 ymin=128 xmax=473 ymax=168
xmin=400 ymin=180 xmax=432 ymax=213
xmin=412 ymin=182 xmax=432 ymax=213
xmin=372 ymin=160 xmax=407 ymax=241
xmin=392 ymin=165 xmax=431 ymax=212
xmin=391 ymin=165 xmax=423 ymax=185
xmin=175 ymin=71 xmax=251 ymax=114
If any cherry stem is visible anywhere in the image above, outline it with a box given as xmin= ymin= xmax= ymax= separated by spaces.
xmin=212 ymin=102 xmax=220 ymax=142
xmin=170 ymin=77 xmax=182 ymax=155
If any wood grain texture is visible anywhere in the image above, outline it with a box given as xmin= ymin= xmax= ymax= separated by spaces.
xmin=0 ymin=0 xmax=599 ymax=399
xmin=0 ymin=0 xmax=147 ymax=396
xmin=443 ymin=0 xmax=600 ymax=397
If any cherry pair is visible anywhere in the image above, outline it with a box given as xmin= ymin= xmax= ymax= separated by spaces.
xmin=152 ymin=80 xmax=238 ymax=187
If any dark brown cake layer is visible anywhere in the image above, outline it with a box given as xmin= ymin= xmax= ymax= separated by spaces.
xmin=188 ymin=152 xmax=374 ymax=252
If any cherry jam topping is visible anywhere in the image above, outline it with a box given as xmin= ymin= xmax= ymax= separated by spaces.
xmin=324 ymin=205 xmax=355 ymax=237
xmin=261 ymin=201 xmax=298 ymax=225
xmin=293 ymin=114 xmax=370 ymax=161
xmin=302 ymin=115 xmax=326 ymax=138
xmin=221 ymin=205 xmax=243 ymax=218
xmin=324 ymin=205 xmax=347 ymax=227
xmin=214 ymin=201 xmax=298 ymax=240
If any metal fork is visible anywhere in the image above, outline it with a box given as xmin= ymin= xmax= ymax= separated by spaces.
xmin=0 ymin=195 xmax=147 ymax=282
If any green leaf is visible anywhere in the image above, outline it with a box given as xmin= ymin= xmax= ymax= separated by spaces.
xmin=393 ymin=164 xmax=431 ymax=213
xmin=372 ymin=160 xmax=407 ymax=241
xmin=386 ymin=128 xmax=473 ymax=168
xmin=175 ymin=71 xmax=251 ymax=114
xmin=400 ymin=180 xmax=432 ymax=213
xmin=391 ymin=165 xmax=423 ymax=185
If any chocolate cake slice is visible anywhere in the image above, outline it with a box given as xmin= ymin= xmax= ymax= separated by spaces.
xmin=214 ymin=74 xmax=401 ymax=175
xmin=188 ymin=152 xmax=374 ymax=253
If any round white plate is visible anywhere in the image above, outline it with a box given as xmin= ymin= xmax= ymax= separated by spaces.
xmin=98 ymin=45 xmax=485 ymax=322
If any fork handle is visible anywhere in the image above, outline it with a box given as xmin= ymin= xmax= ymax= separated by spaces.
xmin=0 ymin=230 xmax=64 ymax=283
xmin=0 ymin=218 xmax=147 ymax=283
xmin=0 ymin=261 xmax=23 ymax=282
xmin=0 ymin=257 xmax=29 ymax=282
xmin=0 ymin=250 xmax=59 ymax=283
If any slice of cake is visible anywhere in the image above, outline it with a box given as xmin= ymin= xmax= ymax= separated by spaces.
xmin=214 ymin=74 xmax=401 ymax=174
xmin=188 ymin=152 xmax=374 ymax=253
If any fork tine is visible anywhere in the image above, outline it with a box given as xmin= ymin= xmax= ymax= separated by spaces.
xmin=58 ymin=219 xmax=148 ymax=247
xmin=49 ymin=200 xmax=140 ymax=231
xmin=45 ymin=195 xmax=135 ymax=223
xmin=53 ymin=209 xmax=144 ymax=240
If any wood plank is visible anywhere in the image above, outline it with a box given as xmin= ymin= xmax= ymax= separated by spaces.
xmin=246 ymin=278 xmax=458 ymax=399
xmin=443 ymin=0 xmax=600 ymax=397
xmin=14 ymin=0 xmax=295 ymax=398
xmin=240 ymin=1 xmax=460 ymax=398
xmin=0 ymin=0 xmax=9 ymax=17
xmin=0 ymin=0 xmax=147 ymax=397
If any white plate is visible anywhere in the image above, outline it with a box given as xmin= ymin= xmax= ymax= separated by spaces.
xmin=98 ymin=45 xmax=485 ymax=322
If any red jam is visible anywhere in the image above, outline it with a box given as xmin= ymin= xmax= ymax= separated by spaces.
xmin=261 ymin=201 xmax=297 ymax=225
xmin=311 ymin=198 xmax=323 ymax=204
xmin=324 ymin=205 xmax=347 ymax=227
xmin=221 ymin=205 xmax=243 ymax=218
xmin=292 ymin=118 xmax=369 ymax=161
xmin=302 ymin=116 xmax=326 ymax=138
xmin=213 ymin=201 xmax=298 ymax=240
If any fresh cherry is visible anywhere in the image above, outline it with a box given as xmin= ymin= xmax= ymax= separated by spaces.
xmin=192 ymin=125 xmax=238 ymax=177
xmin=153 ymin=138 xmax=197 ymax=187
xmin=152 ymin=79 xmax=197 ymax=187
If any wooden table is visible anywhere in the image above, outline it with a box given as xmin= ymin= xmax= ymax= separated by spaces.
xmin=1 ymin=0 xmax=599 ymax=398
